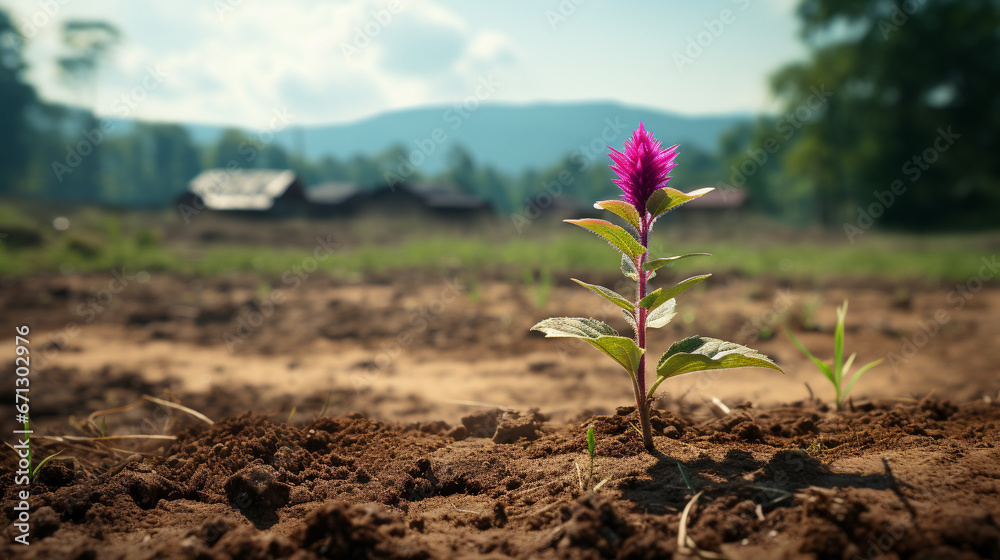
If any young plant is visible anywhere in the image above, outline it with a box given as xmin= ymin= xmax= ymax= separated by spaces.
xmin=6 ymin=416 xmax=64 ymax=482
xmin=584 ymin=425 xmax=596 ymax=489
xmin=786 ymin=299 xmax=882 ymax=411
xmin=578 ymin=424 xmax=608 ymax=491
xmin=531 ymin=123 xmax=783 ymax=452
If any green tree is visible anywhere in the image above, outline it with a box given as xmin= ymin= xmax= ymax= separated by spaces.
xmin=0 ymin=9 xmax=38 ymax=196
xmin=258 ymin=142 xmax=290 ymax=169
xmin=57 ymin=20 xmax=120 ymax=107
xmin=209 ymin=128 xmax=256 ymax=169
xmin=102 ymin=124 xmax=201 ymax=205
xmin=348 ymin=154 xmax=382 ymax=188
xmin=53 ymin=20 xmax=120 ymax=203
xmin=774 ymin=0 xmax=1000 ymax=229
xmin=477 ymin=165 xmax=511 ymax=213
xmin=317 ymin=154 xmax=351 ymax=182
xmin=445 ymin=145 xmax=476 ymax=195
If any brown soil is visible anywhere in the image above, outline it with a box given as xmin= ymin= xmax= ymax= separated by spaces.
xmin=2 ymin=272 xmax=999 ymax=559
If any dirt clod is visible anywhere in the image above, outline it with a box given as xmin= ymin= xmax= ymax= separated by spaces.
xmin=462 ymin=409 xmax=501 ymax=439
xmin=224 ymin=464 xmax=291 ymax=527
xmin=492 ymin=410 xmax=543 ymax=444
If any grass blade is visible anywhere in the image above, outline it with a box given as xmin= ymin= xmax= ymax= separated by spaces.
xmin=843 ymin=358 xmax=883 ymax=399
xmin=31 ymin=450 xmax=65 ymax=480
xmin=786 ymin=328 xmax=835 ymax=383
xmin=834 ymin=301 xmax=847 ymax=393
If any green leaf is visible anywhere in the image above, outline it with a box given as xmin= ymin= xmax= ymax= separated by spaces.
xmin=623 ymin=308 xmax=636 ymax=331
xmin=643 ymin=253 xmax=712 ymax=272
xmin=786 ymin=328 xmax=835 ymax=384
xmin=842 ymin=358 xmax=882 ymax=399
xmin=589 ymin=338 xmax=645 ymax=379
xmin=571 ymin=279 xmax=634 ymax=312
xmin=646 ymin=299 xmax=677 ymax=329
xmin=841 ymin=352 xmax=856 ymax=381
xmin=638 ymin=289 xmax=665 ymax=311
xmin=531 ymin=316 xmax=618 ymax=338
xmin=31 ymin=450 xmax=65 ymax=479
xmin=586 ymin=425 xmax=596 ymax=456
xmin=594 ymin=200 xmax=641 ymax=230
xmin=531 ymin=317 xmax=644 ymax=377
xmin=620 ymin=254 xmax=638 ymax=281
xmin=646 ymin=187 xmax=714 ymax=218
xmin=833 ymin=300 xmax=847 ymax=393
xmin=655 ymin=336 xmax=784 ymax=381
xmin=638 ymin=274 xmax=711 ymax=311
xmin=565 ymin=219 xmax=645 ymax=259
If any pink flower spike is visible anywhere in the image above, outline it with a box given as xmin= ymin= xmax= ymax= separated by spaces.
xmin=607 ymin=122 xmax=679 ymax=214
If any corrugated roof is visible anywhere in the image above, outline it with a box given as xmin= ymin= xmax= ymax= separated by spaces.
xmin=308 ymin=182 xmax=362 ymax=205
xmin=189 ymin=169 xmax=299 ymax=210
xmin=684 ymin=187 xmax=748 ymax=209
xmin=402 ymin=183 xmax=488 ymax=210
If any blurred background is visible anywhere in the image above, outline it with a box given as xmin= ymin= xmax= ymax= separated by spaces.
xmin=1 ymin=0 xmax=999 ymax=263
xmin=0 ymin=0 xmax=998 ymax=422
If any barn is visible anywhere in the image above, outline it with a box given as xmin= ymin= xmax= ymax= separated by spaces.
xmin=177 ymin=169 xmax=308 ymax=217
xmin=311 ymin=182 xmax=492 ymax=220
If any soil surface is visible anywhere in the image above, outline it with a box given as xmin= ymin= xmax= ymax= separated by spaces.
xmin=2 ymin=272 xmax=999 ymax=559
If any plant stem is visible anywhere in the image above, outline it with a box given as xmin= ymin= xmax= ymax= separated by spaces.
xmin=635 ymin=215 xmax=654 ymax=452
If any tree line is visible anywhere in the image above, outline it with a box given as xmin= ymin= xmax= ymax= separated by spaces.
xmin=2 ymin=2 xmax=998 ymax=229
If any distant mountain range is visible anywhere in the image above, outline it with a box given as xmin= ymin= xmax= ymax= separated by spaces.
xmin=182 ymin=102 xmax=749 ymax=175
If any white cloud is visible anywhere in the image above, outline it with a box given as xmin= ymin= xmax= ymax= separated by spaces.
xmin=8 ymin=0 xmax=801 ymax=125
xmin=11 ymin=0 xmax=521 ymax=127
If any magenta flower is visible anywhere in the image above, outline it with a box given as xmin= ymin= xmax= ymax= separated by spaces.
xmin=608 ymin=122 xmax=679 ymax=213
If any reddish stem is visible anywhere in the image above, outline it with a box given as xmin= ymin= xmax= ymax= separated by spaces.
xmin=635 ymin=214 xmax=654 ymax=451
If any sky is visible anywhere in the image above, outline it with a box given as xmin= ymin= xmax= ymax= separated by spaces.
xmin=6 ymin=0 xmax=807 ymax=129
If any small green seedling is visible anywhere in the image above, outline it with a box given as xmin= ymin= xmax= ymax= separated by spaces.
xmin=578 ymin=425 xmax=603 ymax=491
xmin=806 ymin=439 xmax=824 ymax=456
xmin=786 ymin=300 xmax=882 ymax=411
xmin=531 ymin=123 xmax=783 ymax=452
xmin=316 ymin=393 xmax=332 ymax=420
xmin=587 ymin=425 xmax=596 ymax=457
xmin=585 ymin=425 xmax=596 ymax=486
xmin=29 ymin=450 xmax=64 ymax=482
xmin=676 ymin=461 xmax=697 ymax=492
xmin=5 ymin=416 xmax=64 ymax=482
